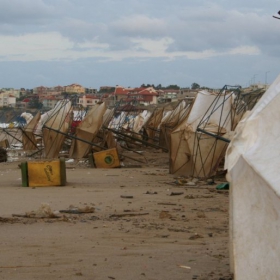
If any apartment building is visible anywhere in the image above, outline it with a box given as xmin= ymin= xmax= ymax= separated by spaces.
xmin=78 ymin=95 xmax=101 ymax=107
xmin=0 ymin=92 xmax=16 ymax=107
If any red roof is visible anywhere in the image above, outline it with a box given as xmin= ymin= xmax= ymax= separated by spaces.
xmin=137 ymin=88 xmax=158 ymax=96
xmin=84 ymin=95 xmax=99 ymax=99
xmin=114 ymin=87 xmax=131 ymax=95
xmin=114 ymin=86 xmax=154 ymax=95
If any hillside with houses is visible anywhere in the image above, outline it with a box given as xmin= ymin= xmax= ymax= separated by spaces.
xmin=0 ymin=83 xmax=223 ymax=111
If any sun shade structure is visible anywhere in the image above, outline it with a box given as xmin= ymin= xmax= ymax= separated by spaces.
xmin=22 ymin=111 xmax=41 ymax=151
xmin=159 ymin=99 xmax=193 ymax=151
xmin=69 ymin=102 xmax=107 ymax=158
xmin=42 ymin=100 xmax=73 ymax=158
xmin=169 ymin=86 xmax=264 ymax=178
xmin=225 ymin=75 xmax=280 ymax=280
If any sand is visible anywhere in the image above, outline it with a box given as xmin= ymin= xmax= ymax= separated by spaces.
xmin=0 ymin=150 xmax=232 ymax=280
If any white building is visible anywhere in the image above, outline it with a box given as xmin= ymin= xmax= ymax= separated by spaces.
xmin=0 ymin=92 xmax=16 ymax=107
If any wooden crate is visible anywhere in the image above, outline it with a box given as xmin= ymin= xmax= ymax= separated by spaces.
xmin=93 ymin=148 xmax=120 ymax=168
xmin=21 ymin=158 xmax=66 ymax=187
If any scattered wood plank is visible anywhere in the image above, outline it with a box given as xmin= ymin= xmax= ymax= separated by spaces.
xmin=170 ymin=192 xmax=184 ymax=196
xmin=12 ymin=214 xmax=59 ymax=219
xmin=157 ymin=202 xmax=177 ymax=206
xmin=109 ymin=212 xmax=149 ymax=218
xmin=120 ymin=195 xmax=134 ymax=199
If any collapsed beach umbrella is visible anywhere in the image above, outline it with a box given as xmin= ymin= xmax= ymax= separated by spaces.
xmin=169 ymin=89 xmax=234 ymax=177
xmin=143 ymin=107 xmax=164 ymax=145
xmin=42 ymin=100 xmax=73 ymax=158
xmin=169 ymin=86 xmax=263 ymax=178
xmin=22 ymin=111 xmax=41 ymax=151
xmin=69 ymin=102 xmax=107 ymax=158
xmin=159 ymin=99 xmax=193 ymax=150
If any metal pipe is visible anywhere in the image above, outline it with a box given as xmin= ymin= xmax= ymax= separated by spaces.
xmin=104 ymin=127 xmax=168 ymax=152
xmin=43 ymin=125 xmax=106 ymax=150
xmin=196 ymin=128 xmax=230 ymax=143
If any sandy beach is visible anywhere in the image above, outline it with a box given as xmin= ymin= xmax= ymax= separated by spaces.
xmin=0 ymin=150 xmax=231 ymax=280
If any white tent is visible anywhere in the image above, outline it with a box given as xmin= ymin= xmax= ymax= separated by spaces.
xmin=225 ymin=75 xmax=280 ymax=279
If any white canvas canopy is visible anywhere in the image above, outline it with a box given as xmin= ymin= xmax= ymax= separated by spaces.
xmin=133 ymin=110 xmax=151 ymax=133
xmin=143 ymin=107 xmax=164 ymax=143
xmin=22 ymin=111 xmax=41 ymax=151
xmin=159 ymin=100 xmax=192 ymax=150
xmin=69 ymin=102 xmax=107 ymax=158
xmin=225 ymin=75 xmax=280 ymax=279
xmin=170 ymin=90 xmax=233 ymax=177
xmin=42 ymin=100 xmax=72 ymax=158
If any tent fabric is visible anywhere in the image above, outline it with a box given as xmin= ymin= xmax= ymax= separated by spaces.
xmin=22 ymin=111 xmax=41 ymax=151
xmin=143 ymin=107 xmax=164 ymax=142
xmin=169 ymin=90 xmax=232 ymax=177
xmin=225 ymin=75 xmax=280 ymax=279
xmin=42 ymin=100 xmax=72 ymax=158
xmin=69 ymin=102 xmax=107 ymax=158
xmin=133 ymin=110 xmax=151 ymax=133
xmin=159 ymin=100 xmax=192 ymax=150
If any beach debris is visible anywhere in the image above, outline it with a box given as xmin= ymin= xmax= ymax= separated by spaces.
xmin=145 ymin=191 xmax=158 ymax=195
xmin=20 ymin=158 xmax=66 ymax=187
xmin=0 ymin=217 xmax=20 ymax=223
xmin=93 ymin=148 xmax=121 ymax=168
xmin=207 ymin=178 xmax=215 ymax=185
xmin=178 ymin=265 xmax=191 ymax=269
xmin=185 ymin=194 xmax=195 ymax=199
xmin=13 ymin=203 xmax=59 ymax=219
xmin=109 ymin=212 xmax=149 ymax=218
xmin=157 ymin=202 xmax=177 ymax=206
xmin=216 ymin=182 xmax=229 ymax=190
xmin=0 ymin=264 xmax=52 ymax=269
xmin=196 ymin=211 xmax=206 ymax=218
xmin=189 ymin=233 xmax=204 ymax=240
xmin=120 ymin=195 xmax=134 ymax=199
xmin=59 ymin=205 xmax=95 ymax=214
xmin=170 ymin=191 xmax=184 ymax=196
xmin=159 ymin=211 xmax=172 ymax=219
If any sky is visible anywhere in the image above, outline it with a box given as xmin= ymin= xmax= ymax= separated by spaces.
xmin=0 ymin=0 xmax=279 ymax=89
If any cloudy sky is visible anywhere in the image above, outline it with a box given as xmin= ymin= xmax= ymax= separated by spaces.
xmin=0 ymin=0 xmax=279 ymax=89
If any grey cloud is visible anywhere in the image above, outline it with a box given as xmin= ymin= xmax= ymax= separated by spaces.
xmin=164 ymin=6 xmax=280 ymax=54
xmin=58 ymin=18 xmax=103 ymax=42
xmin=0 ymin=0 xmax=279 ymax=90
xmin=0 ymin=0 xmax=59 ymax=25
xmin=111 ymin=15 xmax=167 ymax=38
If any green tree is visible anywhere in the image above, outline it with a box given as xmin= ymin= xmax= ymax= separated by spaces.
xmin=166 ymin=84 xmax=180 ymax=90
xmin=191 ymin=83 xmax=200 ymax=90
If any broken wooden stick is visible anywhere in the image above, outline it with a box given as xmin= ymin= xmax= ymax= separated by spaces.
xmin=109 ymin=212 xmax=149 ymax=218
xmin=157 ymin=202 xmax=177 ymax=206
xmin=170 ymin=192 xmax=184 ymax=196
xmin=12 ymin=214 xmax=59 ymax=219
xmin=120 ymin=195 xmax=134 ymax=199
